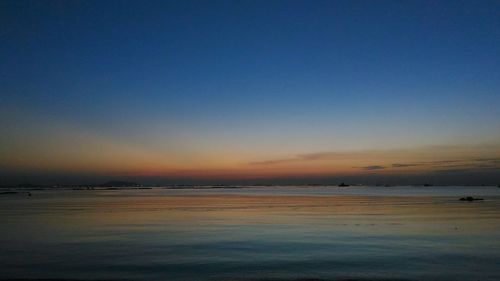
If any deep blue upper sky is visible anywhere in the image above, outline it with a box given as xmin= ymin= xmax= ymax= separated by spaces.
xmin=1 ymin=0 xmax=499 ymax=184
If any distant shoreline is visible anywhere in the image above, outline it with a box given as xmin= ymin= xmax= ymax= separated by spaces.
xmin=1 ymin=184 xmax=499 ymax=190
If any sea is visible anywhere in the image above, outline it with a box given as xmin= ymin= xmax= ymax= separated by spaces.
xmin=1 ymin=185 xmax=500 ymax=281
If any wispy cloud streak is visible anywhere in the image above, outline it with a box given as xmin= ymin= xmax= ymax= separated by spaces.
xmin=249 ymin=151 xmax=361 ymax=165
xmin=249 ymin=144 xmax=500 ymax=174
xmin=360 ymin=165 xmax=386 ymax=170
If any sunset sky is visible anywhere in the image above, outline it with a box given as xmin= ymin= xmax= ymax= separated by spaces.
xmin=1 ymin=0 xmax=499 ymax=185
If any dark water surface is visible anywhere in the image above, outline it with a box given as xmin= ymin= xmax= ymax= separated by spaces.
xmin=1 ymin=186 xmax=499 ymax=281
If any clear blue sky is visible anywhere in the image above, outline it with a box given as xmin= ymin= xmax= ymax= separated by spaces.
xmin=1 ymin=0 xmax=499 ymax=185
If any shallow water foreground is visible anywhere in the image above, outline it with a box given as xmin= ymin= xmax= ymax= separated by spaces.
xmin=1 ymin=186 xmax=500 ymax=281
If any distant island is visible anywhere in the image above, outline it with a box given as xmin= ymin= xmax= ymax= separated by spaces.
xmin=100 ymin=181 xmax=142 ymax=187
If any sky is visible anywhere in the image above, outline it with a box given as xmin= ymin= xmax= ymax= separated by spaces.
xmin=1 ymin=0 xmax=499 ymax=185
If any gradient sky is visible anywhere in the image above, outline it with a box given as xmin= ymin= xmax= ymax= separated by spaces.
xmin=1 ymin=0 xmax=499 ymax=185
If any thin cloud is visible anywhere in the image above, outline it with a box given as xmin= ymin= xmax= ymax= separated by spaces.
xmin=473 ymin=158 xmax=500 ymax=163
xmin=249 ymin=158 xmax=298 ymax=165
xmin=360 ymin=165 xmax=386 ymax=170
xmin=248 ymin=144 xmax=500 ymax=174
xmin=431 ymin=168 xmax=473 ymax=174
xmin=392 ymin=163 xmax=422 ymax=168
xmin=249 ymin=151 xmax=365 ymax=165
xmin=390 ymin=158 xmax=500 ymax=169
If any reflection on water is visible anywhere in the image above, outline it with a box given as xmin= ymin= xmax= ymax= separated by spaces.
xmin=1 ymin=186 xmax=500 ymax=281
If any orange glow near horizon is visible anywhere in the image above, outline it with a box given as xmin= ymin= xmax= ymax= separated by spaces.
xmin=2 ymin=110 xmax=499 ymax=182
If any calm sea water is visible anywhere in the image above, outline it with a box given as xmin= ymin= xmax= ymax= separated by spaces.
xmin=1 ymin=186 xmax=500 ymax=281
